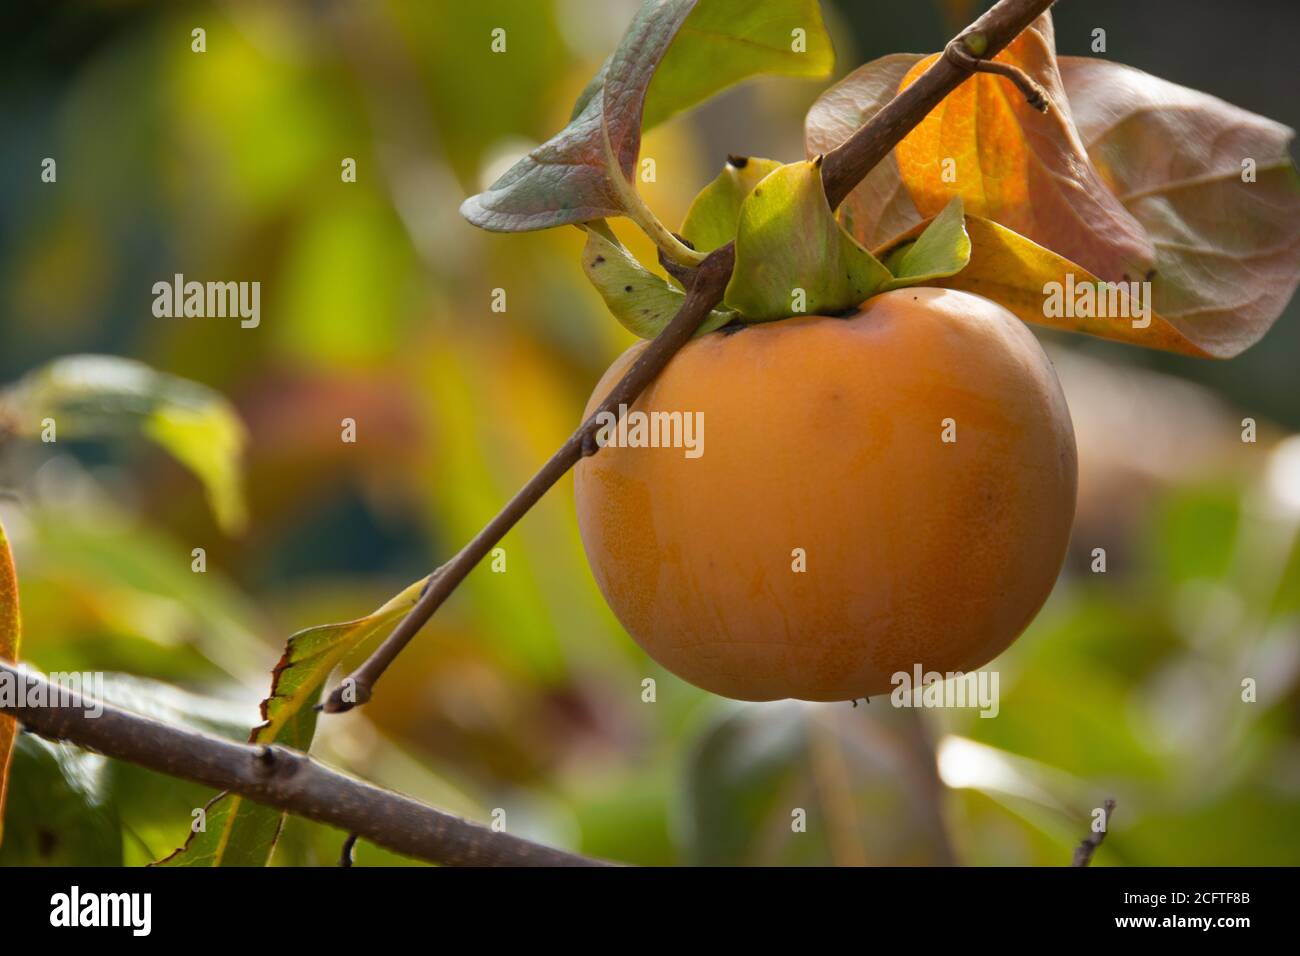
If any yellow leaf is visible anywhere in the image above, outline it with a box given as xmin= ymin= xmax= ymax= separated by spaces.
xmin=156 ymin=579 xmax=426 ymax=866
xmin=877 ymin=216 xmax=1207 ymax=356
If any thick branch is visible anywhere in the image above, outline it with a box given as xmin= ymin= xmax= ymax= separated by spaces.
xmin=323 ymin=0 xmax=1058 ymax=714
xmin=0 ymin=663 xmax=602 ymax=867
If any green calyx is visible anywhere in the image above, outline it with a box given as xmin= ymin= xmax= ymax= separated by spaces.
xmin=581 ymin=222 xmax=733 ymax=340
xmin=680 ymin=155 xmax=783 ymax=254
xmin=877 ymin=196 xmax=971 ymax=292
xmin=724 ymin=157 xmax=892 ymax=321
xmin=581 ymin=160 xmax=972 ymax=339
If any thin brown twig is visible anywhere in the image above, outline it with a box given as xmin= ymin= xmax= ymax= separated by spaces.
xmin=0 ymin=663 xmax=603 ymax=866
xmin=943 ymin=40 xmax=1049 ymax=111
xmin=1071 ymin=798 xmax=1117 ymax=867
xmin=322 ymin=0 xmax=1060 ymax=715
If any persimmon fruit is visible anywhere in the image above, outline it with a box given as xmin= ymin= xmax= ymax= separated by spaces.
xmin=575 ymin=288 xmax=1077 ymax=702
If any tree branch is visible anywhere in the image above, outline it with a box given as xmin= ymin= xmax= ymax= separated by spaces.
xmin=322 ymin=0 xmax=1060 ymax=714
xmin=0 ymin=663 xmax=604 ymax=866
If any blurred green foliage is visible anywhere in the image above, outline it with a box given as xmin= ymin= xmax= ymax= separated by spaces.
xmin=1 ymin=0 xmax=1297 ymax=866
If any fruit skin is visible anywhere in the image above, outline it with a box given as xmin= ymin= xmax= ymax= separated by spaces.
xmin=575 ymin=288 xmax=1077 ymax=702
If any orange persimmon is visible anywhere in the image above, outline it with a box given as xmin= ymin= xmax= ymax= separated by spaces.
xmin=575 ymin=288 xmax=1076 ymax=701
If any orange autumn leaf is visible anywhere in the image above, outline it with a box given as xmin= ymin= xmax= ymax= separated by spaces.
xmin=0 ymin=519 xmax=20 ymax=847
xmin=807 ymin=10 xmax=1300 ymax=358
xmin=894 ymin=14 xmax=1155 ymax=283
xmin=806 ymin=53 xmax=926 ymax=251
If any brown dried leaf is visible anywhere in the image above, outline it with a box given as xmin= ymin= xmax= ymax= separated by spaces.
xmin=1060 ymin=56 xmax=1300 ymax=357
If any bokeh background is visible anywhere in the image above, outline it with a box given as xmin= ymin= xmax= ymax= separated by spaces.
xmin=1 ymin=0 xmax=1298 ymax=866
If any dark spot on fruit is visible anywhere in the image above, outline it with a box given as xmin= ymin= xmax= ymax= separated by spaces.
xmin=753 ymin=188 xmax=762 ymax=197
xmin=593 ymin=255 xmax=605 ymax=265
xmin=727 ymin=154 xmax=749 ymax=169
xmin=624 ymin=285 xmax=633 ymax=292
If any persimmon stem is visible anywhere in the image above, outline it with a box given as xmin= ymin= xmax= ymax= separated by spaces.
xmin=622 ymin=177 xmax=708 ymax=266
xmin=603 ymin=118 xmax=707 ymax=267
xmin=322 ymin=0 xmax=1063 ymax=716
xmin=943 ymin=39 xmax=1050 ymax=112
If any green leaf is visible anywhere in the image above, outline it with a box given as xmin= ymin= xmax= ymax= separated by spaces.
xmin=643 ymin=0 xmax=833 ymax=131
xmin=154 ymin=791 xmax=282 ymax=868
xmin=97 ymin=673 xmax=251 ymax=739
xmin=0 ymin=355 xmax=248 ymax=534
xmin=879 ymin=196 xmax=970 ymax=291
xmin=680 ymin=156 xmax=783 ymax=254
xmin=257 ymin=579 xmax=425 ymax=751
xmin=0 ymin=520 xmax=19 ymax=848
xmin=155 ymin=579 xmax=426 ymax=866
xmin=22 ymin=503 xmax=269 ymax=680
xmin=461 ymin=0 xmax=833 ymax=234
xmin=460 ymin=0 xmax=697 ymax=233
xmin=143 ymin=401 xmax=245 ymax=535
xmin=725 ymin=159 xmax=891 ymax=321
xmin=0 ymin=736 xmax=122 ymax=866
xmin=582 ymin=228 xmax=732 ymax=339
